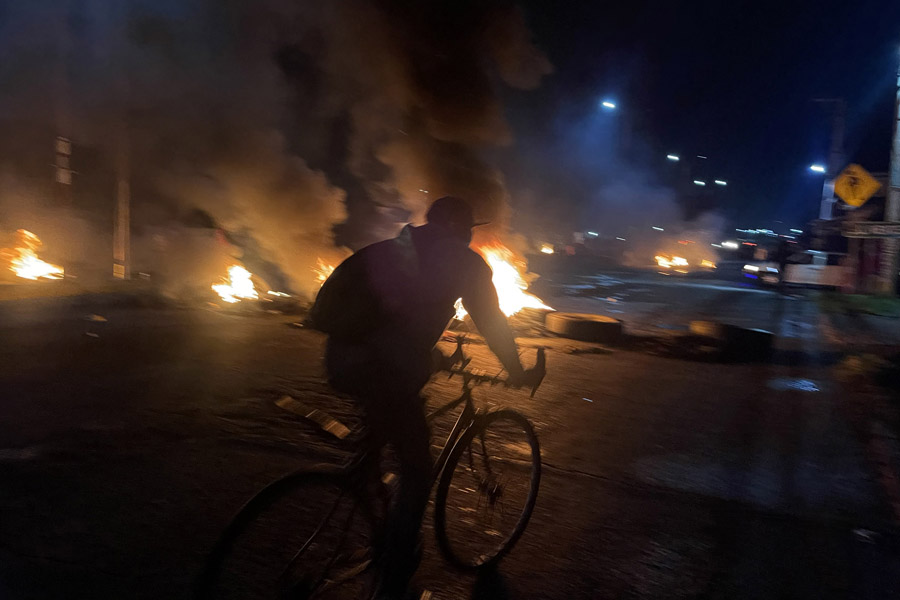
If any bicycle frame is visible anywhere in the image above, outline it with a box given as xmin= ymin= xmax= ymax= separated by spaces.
xmin=426 ymin=385 xmax=479 ymax=486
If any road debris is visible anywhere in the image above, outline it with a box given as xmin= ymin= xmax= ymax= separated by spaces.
xmin=84 ymin=314 xmax=108 ymax=338
xmin=275 ymin=395 xmax=351 ymax=439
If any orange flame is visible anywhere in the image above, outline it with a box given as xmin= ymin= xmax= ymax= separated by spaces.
xmin=455 ymin=242 xmax=552 ymax=320
xmin=212 ymin=265 xmax=258 ymax=303
xmin=2 ymin=230 xmax=64 ymax=280
xmin=313 ymin=258 xmax=335 ymax=287
xmin=655 ymin=254 xmax=689 ymax=269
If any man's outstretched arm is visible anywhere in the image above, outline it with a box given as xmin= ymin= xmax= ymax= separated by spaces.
xmin=461 ymin=260 xmax=526 ymax=379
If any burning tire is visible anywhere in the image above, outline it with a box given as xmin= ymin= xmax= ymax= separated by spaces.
xmin=545 ymin=312 xmax=623 ymax=344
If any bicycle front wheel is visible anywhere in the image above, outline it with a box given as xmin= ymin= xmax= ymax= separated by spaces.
xmin=198 ymin=470 xmax=377 ymax=600
xmin=434 ymin=409 xmax=541 ymax=570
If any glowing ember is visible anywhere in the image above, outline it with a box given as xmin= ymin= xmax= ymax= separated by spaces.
xmin=655 ymin=254 xmax=689 ymax=269
xmin=212 ymin=265 xmax=258 ymax=303
xmin=455 ymin=242 xmax=553 ymax=320
xmin=2 ymin=230 xmax=64 ymax=280
xmin=700 ymin=259 xmax=717 ymax=269
xmin=314 ymin=258 xmax=335 ymax=287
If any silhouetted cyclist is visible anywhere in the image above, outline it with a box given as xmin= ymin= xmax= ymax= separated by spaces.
xmin=311 ymin=196 xmax=540 ymax=599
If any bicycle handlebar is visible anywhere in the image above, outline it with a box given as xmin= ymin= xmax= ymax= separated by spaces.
xmin=440 ymin=335 xmax=546 ymax=397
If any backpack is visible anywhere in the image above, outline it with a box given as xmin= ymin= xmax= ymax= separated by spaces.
xmin=308 ymin=249 xmax=381 ymax=341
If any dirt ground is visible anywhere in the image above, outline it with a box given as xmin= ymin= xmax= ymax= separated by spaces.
xmin=0 ymin=301 xmax=898 ymax=598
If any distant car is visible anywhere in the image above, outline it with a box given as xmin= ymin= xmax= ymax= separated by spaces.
xmin=742 ymin=261 xmax=781 ymax=285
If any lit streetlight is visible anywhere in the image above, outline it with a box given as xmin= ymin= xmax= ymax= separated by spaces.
xmin=714 ymin=180 xmax=727 ymax=186
xmin=809 ymin=164 xmax=826 ymax=173
xmin=666 ymin=154 xmax=680 ymax=162
xmin=693 ymin=180 xmax=706 ymax=186
xmin=652 ymin=226 xmax=664 ymax=231
xmin=600 ymin=100 xmax=616 ymax=110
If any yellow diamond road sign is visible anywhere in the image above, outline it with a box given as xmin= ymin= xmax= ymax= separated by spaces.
xmin=834 ymin=164 xmax=881 ymax=208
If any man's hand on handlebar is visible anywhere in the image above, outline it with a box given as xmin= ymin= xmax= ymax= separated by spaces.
xmin=434 ymin=339 xmax=546 ymax=396
xmin=506 ymin=367 xmax=542 ymax=389
xmin=506 ymin=348 xmax=546 ymax=396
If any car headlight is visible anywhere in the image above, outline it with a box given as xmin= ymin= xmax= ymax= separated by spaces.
xmin=743 ymin=264 xmax=759 ymax=272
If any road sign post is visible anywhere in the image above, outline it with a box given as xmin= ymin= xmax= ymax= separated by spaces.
xmin=880 ymin=52 xmax=900 ymax=294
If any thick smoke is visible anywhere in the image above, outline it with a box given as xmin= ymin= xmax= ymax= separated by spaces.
xmin=291 ymin=1 xmax=552 ymax=238
xmin=0 ymin=1 xmax=551 ymax=295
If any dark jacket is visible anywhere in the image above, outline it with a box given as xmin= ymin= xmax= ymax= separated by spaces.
xmin=312 ymin=224 xmax=521 ymax=396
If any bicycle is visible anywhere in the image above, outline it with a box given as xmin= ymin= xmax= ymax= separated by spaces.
xmin=197 ymin=336 xmax=546 ymax=599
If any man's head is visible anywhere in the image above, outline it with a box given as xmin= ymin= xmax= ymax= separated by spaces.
xmin=425 ymin=196 xmax=479 ymax=243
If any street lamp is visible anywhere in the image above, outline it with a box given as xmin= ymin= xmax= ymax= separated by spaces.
xmin=809 ymin=164 xmax=826 ymax=173
xmin=600 ymin=100 xmax=616 ymax=110
xmin=714 ymin=180 xmax=727 ymax=186
xmin=693 ymin=180 xmax=706 ymax=186
xmin=666 ymin=154 xmax=680 ymax=161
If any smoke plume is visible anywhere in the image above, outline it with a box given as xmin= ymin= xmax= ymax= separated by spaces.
xmin=0 ymin=1 xmax=551 ymax=295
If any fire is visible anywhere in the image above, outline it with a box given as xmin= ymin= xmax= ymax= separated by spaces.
xmin=314 ymin=258 xmax=335 ymax=287
xmin=212 ymin=265 xmax=258 ymax=303
xmin=655 ymin=253 xmax=716 ymax=272
xmin=454 ymin=298 xmax=468 ymax=321
xmin=455 ymin=242 xmax=552 ymax=320
xmin=655 ymin=254 xmax=689 ymax=269
xmin=1 ymin=230 xmax=64 ymax=280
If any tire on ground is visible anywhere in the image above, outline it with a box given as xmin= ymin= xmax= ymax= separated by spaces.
xmin=688 ymin=320 xmax=725 ymax=338
xmin=690 ymin=320 xmax=773 ymax=361
xmin=545 ymin=312 xmax=623 ymax=344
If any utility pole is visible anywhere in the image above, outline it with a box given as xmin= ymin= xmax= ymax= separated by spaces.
xmin=53 ymin=1 xmax=73 ymax=206
xmin=813 ymin=98 xmax=846 ymax=220
xmin=879 ymin=52 xmax=900 ymax=294
xmin=112 ymin=136 xmax=130 ymax=280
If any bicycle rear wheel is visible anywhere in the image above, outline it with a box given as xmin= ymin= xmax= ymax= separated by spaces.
xmin=434 ymin=410 xmax=541 ymax=570
xmin=198 ymin=470 xmax=377 ymax=600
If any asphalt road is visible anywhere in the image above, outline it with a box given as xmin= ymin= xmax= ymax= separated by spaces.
xmin=0 ymin=278 xmax=898 ymax=599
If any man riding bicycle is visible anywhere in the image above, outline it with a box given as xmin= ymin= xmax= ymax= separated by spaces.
xmin=311 ymin=195 xmax=541 ymax=599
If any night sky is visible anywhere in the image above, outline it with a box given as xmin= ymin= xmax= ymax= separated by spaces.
xmin=2 ymin=0 xmax=899 ymax=273
xmin=505 ymin=0 xmax=900 ymax=231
